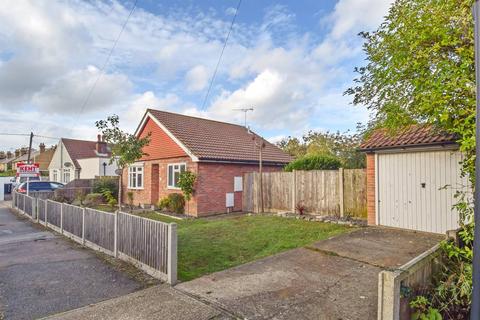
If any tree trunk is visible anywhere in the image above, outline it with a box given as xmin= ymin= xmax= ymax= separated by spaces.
xmin=118 ymin=171 xmax=122 ymax=213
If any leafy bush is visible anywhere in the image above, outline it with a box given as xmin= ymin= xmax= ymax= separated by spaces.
xmin=178 ymin=171 xmax=196 ymax=201
xmin=168 ymin=193 xmax=185 ymax=214
xmin=84 ymin=193 xmax=104 ymax=207
xmin=157 ymin=196 xmax=171 ymax=211
xmin=101 ymin=188 xmax=117 ymax=208
xmin=93 ymin=178 xmax=118 ymax=200
xmin=284 ymin=154 xmax=342 ymax=172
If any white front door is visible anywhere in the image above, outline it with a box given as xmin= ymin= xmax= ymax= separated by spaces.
xmin=377 ymin=150 xmax=469 ymax=234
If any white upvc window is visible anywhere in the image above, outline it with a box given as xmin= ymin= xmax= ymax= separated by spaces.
xmin=128 ymin=165 xmax=144 ymax=189
xmin=167 ymin=163 xmax=186 ymax=189
xmin=52 ymin=170 xmax=58 ymax=182
xmin=63 ymin=169 xmax=71 ymax=184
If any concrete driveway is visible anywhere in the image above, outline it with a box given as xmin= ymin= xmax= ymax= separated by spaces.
xmin=177 ymin=227 xmax=443 ymax=320
xmin=0 ymin=203 xmax=153 ymax=320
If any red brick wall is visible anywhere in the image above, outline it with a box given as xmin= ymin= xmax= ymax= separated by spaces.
xmin=195 ymin=163 xmax=282 ymax=216
xmin=366 ymin=153 xmax=376 ymax=225
xmin=138 ymin=117 xmax=187 ymax=161
xmin=122 ymin=156 xmax=199 ymax=215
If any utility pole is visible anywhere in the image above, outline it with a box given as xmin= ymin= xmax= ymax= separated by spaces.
xmin=26 ymin=132 xmax=33 ymax=164
xmin=253 ymin=135 xmax=265 ymax=213
xmin=472 ymin=2 xmax=480 ymax=319
xmin=233 ymin=108 xmax=254 ymax=128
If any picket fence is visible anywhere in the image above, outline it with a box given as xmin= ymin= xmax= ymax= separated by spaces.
xmin=12 ymin=191 xmax=177 ymax=284
xmin=243 ymin=169 xmax=367 ymax=217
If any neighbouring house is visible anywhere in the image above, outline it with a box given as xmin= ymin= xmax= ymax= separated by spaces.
xmin=0 ymin=152 xmax=14 ymax=172
xmin=11 ymin=143 xmax=56 ymax=175
xmin=11 ymin=148 xmax=30 ymax=170
xmin=360 ymin=125 xmax=470 ymax=234
xmin=48 ymin=136 xmax=118 ymax=184
xmin=124 ymin=109 xmax=292 ymax=217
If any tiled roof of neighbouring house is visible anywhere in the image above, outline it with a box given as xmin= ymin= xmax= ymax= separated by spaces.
xmin=62 ymin=138 xmax=110 ymax=168
xmin=145 ymin=109 xmax=292 ymax=165
xmin=359 ymin=125 xmax=458 ymax=151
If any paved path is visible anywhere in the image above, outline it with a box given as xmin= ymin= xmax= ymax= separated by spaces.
xmin=0 ymin=203 xmax=144 ymax=320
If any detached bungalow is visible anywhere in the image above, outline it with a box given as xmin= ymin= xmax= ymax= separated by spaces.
xmin=49 ymin=136 xmax=118 ymax=184
xmin=125 ymin=109 xmax=291 ymax=217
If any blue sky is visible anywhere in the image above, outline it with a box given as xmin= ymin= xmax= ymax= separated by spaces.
xmin=0 ymin=0 xmax=392 ymax=150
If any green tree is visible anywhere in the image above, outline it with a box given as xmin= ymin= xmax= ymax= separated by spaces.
xmin=346 ymin=0 xmax=475 ymax=316
xmin=276 ymin=137 xmax=308 ymax=158
xmin=95 ymin=115 xmax=151 ymax=210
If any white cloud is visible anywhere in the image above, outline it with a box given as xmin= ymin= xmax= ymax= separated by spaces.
xmin=185 ymin=65 xmax=209 ymax=92
xmin=32 ymin=66 xmax=131 ymax=114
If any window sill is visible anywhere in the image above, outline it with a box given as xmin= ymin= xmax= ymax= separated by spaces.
xmin=167 ymin=186 xmax=181 ymax=190
xmin=128 ymin=187 xmax=144 ymax=190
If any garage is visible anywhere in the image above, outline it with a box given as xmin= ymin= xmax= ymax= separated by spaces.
xmin=360 ymin=125 xmax=470 ymax=234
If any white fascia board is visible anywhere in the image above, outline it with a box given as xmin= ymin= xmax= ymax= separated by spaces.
xmin=136 ymin=111 xmax=199 ymax=162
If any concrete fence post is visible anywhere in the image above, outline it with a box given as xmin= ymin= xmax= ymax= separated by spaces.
xmin=82 ymin=208 xmax=86 ymax=245
xmin=114 ymin=212 xmax=118 ymax=258
xmin=167 ymin=223 xmax=178 ymax=285
xmin=32 ymin=197 xmax=37 ymax=221
xmin=23 ymin=194 xmax=26 ymax=214
xmin=36 ymin=198 xmax=39 ymax=223
xmin=378 ymin=270 xmax=402 ymax=320
xmin=60 ymin=203 xmax=64 ymax=234
xmin=45 ymin=200 xmax=48 ymax=227
xmin=339 ymin=168 xmax=345 ymax=217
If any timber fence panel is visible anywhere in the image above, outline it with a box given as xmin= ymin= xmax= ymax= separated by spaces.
xmin=46 ymin=200 xmax=62 ymax=229
xmin=62 ymin=203 xmax=84 ymax=238
xmin=117 ymin=211 xmax=175 ymax=283
xmin=243 ymin=169 xmax=366 ymax=216
xmin=84 ymin=208 xmax=115 ymax=253
xmin=37 ymin=199 xmax=46 ymax=223
xmin=343 ymin=169 xmax=367 ymax=218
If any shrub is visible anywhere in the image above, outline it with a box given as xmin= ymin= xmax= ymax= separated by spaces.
xmin=101 ymin=188 xmax=117 ymax=208
xmin=84 ymin=193 xmax=104 ymax=207
xmin=127 ymin=191 xmax=134 ymax=208
xmin=93 ymin=178 xmax=118 ymax=199
xmin=157 ymin=197 xmax=171 ymax=211
xmin=167 ymin=193 xmax=185 ymax=214
xmin=284 ymin=154 xmax=341 ymax=172
xmin=177 ymin=171 xmax=196 ymax=201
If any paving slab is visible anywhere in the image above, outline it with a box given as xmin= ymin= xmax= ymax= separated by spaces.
xmin=309 ymin=227 xmax=444 ymax=268
xmin=45 ymin=285 xmax=231 ymax=320
xmin=0 ymin=205 xmax=146 ymax=320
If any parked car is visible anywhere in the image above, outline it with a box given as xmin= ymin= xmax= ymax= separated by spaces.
xmin=16 ymin=181 xmax=64 ymax=193
xmin=10 ymin=176 xmax=40 ymax=189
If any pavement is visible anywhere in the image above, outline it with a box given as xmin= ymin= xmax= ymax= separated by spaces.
xmin=0 ymin=202 xmax=145 ymax=320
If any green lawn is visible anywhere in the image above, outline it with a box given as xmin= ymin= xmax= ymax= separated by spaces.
xmin=134 ymin=212 xmax=352 ymax=281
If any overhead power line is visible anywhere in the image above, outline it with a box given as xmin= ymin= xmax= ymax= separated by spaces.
xmin=78 ymin=0 xmax=138 ymax=115
xmin=201 ymin=0 xmax=242 ymax=111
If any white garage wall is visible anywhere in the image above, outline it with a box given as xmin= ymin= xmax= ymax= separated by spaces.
xmin=377 ymin=150 xmax=470 ymax=234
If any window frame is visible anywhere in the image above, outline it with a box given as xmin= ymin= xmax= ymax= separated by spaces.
xmin=167 ymin=163 xmax=187 ymax=189
xmin=128 ymin=164 xmax=144 ymax=190
xmin=52 ymin=169 xmax=58 ymax=182
xmin=63 ymin=169 xmax=71 ymax=184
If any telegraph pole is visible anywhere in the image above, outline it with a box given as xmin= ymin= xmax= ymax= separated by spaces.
xmin=471 ymin=1 xmax=480 ymax=319
xmin=26 ymin=132 xmax=33 ymax=164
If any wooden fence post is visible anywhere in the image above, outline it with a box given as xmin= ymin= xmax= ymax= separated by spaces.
xmin=339 ymin=168 xmax=345 ymax=217
xmin=60 ymin=203 xmax=64 ymax=234
xmin=292 ymin=170 xmax=297 ymax=213
xmin=114 ymin=212 xmax=118 ymax=258
xmin=168 ymin=223 xmax=178 ymax=285
xmin=82 ymin=208 xmax=86 ymax=245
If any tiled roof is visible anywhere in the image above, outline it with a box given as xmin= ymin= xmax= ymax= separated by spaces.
xmin=62 ymin=138 xmax=110 ymax=168
xmin=12 ymin=151 xmax=40 ymax=163
xmin=360 ymin=125 xmax=457 ymax=151
xmin=146 ymin=109 xmax=292 ymax=165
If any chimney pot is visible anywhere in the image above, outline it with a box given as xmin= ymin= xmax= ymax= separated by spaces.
xmin=97 ymin=134 xmax=101 ymax=142
xmin=39 ymin=143 xmax=46 ymax=153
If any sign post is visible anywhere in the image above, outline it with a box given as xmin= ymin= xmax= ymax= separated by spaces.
xmin=16 ymin=163 xmax=40 ymax=196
